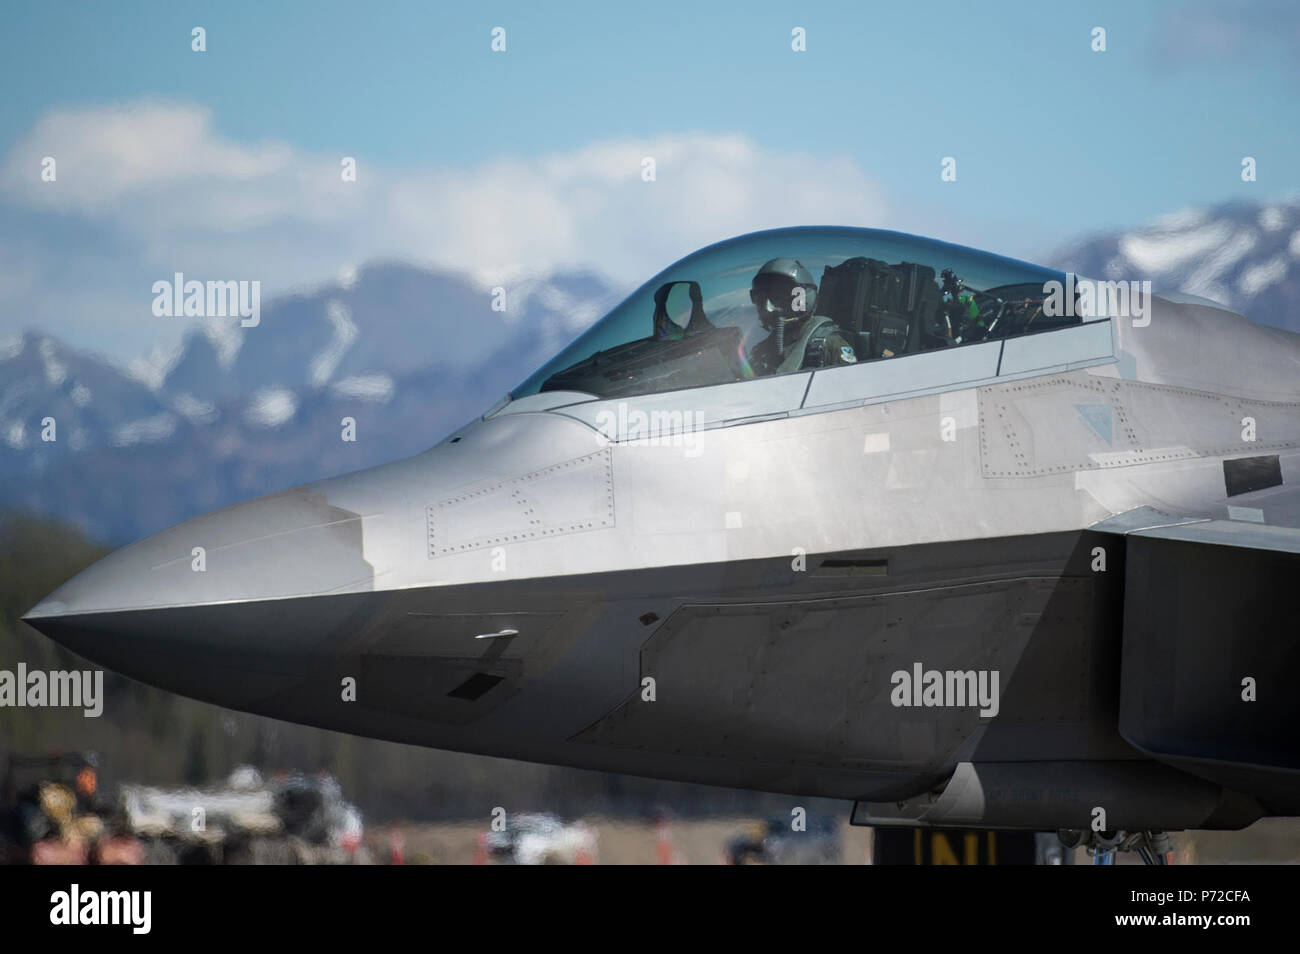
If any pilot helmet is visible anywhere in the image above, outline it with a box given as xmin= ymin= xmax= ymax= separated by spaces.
xmin=751 ymin=258 xmax=817 ymax=330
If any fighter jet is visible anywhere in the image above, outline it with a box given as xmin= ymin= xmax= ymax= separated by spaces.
xmin=24 ymin=226 xmax=1300 ymax=858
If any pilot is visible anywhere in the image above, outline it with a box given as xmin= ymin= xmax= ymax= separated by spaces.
xmin=747 ymin=258 xmax=857 ymax=375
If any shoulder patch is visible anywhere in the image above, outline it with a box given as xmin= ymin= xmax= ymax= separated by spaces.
xmin=839 ymin=345 xmax=857 ymax=364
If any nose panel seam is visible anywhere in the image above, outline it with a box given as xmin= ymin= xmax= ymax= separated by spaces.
xmin=146 ymin=513 xmax=381 ymax=570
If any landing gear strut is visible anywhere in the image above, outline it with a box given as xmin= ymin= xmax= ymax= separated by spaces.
xmin=1057 ymin=829 xmax=1174 ymax=865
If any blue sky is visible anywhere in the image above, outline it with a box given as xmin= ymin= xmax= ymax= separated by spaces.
xmin=1 ymin=0 xmax=1297 ymax=361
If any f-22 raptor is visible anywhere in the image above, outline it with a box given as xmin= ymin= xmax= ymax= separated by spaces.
xmin=26 ymin=227 xmax=1300 ymax=858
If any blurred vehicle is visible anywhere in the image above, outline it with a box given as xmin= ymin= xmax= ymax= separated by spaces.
xmin=725 ymin=815 xmax=840 ymax=865
xmin=2 ymin=753 xmax=366 ymax=864
xmin=119 ymin=766 xmax=367 ymax=864
xmin=484 ymin=812 xmax=597 ymax=865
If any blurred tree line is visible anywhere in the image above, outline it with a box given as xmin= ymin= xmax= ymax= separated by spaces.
xmin=0 ymin=512 xmax=839 ymax=822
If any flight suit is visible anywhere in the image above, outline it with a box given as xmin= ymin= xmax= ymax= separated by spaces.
xmin=748 ymin=314 xmax=858 ymax=376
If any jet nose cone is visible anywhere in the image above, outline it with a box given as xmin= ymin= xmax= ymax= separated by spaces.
xmin=30 ymin=485 xmax=378 ymax=618
xmin=22 ymin=596 xmax=70 ymax=622
xmin=22 ymin=485 xmax=381 ymax=708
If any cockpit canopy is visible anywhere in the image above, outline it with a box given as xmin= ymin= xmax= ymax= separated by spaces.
xmin=512 ymin=226 xmax=1070 ymax=401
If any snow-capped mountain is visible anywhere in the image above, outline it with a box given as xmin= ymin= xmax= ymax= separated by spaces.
xmin=0 ymin=264 xmax=621 ymax=541
xmin=145 ymin=264 xmax=615 ymax=408
xmin=0 ymin=332 xmax=177 ymax=462
xmin=1052 ymin=198 xmax=1300 ymax=331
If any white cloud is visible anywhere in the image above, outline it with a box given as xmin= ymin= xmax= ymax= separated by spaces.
xmin=0 ymin=101 xmax=891 ymax=361
xmin=386 ymin=136 xmax=888 ymax=286
xmin=3 ymin=101 xmax=296 ymax=217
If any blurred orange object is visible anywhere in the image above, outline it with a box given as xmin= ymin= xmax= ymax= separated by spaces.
xmin=76 ymin=766 xmax=98 ymax=799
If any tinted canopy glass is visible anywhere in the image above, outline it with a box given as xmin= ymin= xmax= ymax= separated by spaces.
xmin=512 ymin=226 xmax=1068 ymax=401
